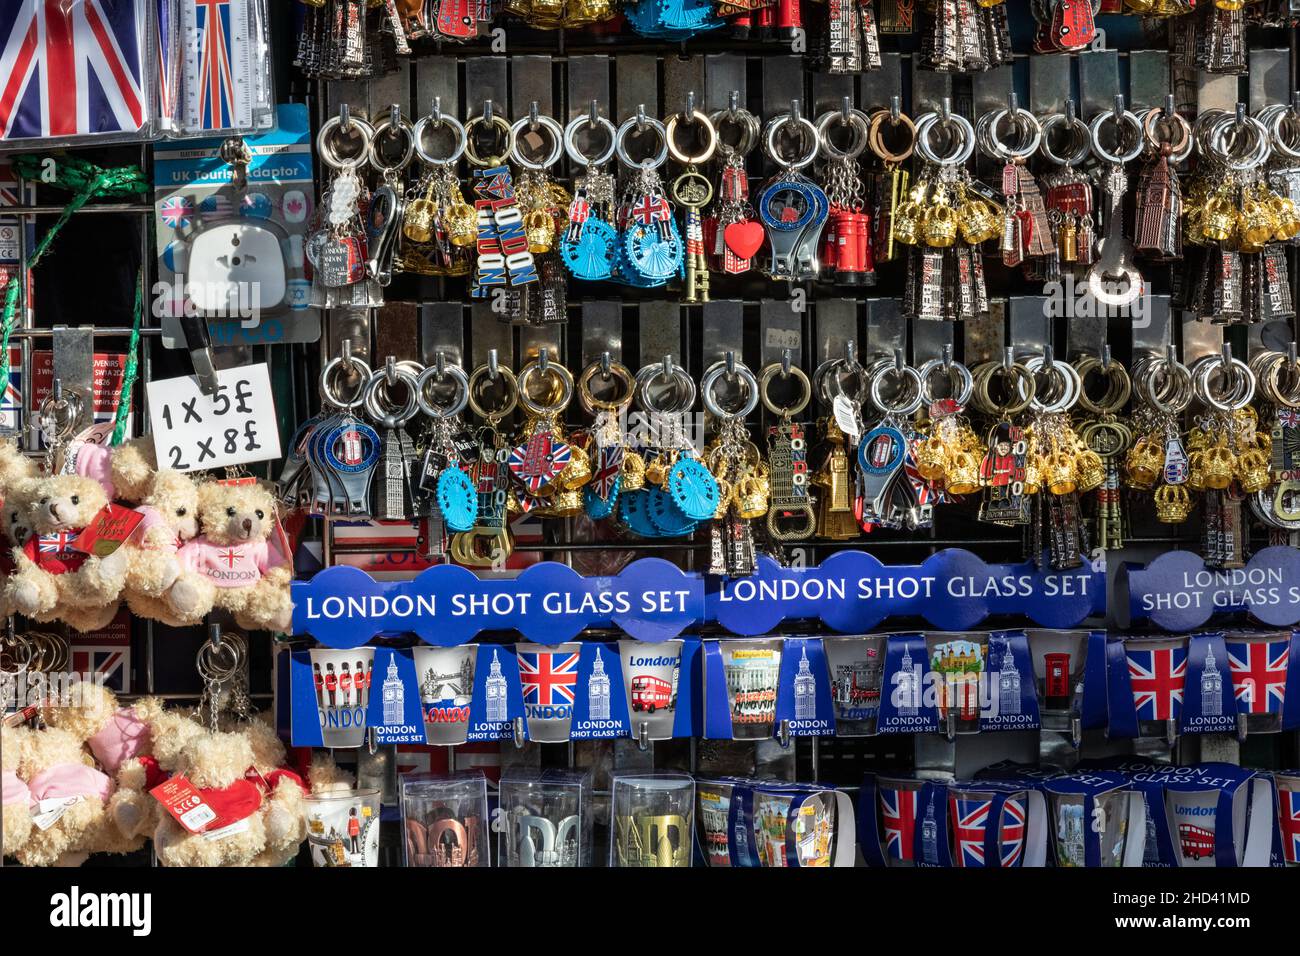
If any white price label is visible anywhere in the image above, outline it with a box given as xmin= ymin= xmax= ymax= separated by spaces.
xmin=832 ymin=394 xmax=860 ymax=440
xmin=146 ymin=363 xmax=282 ymax=471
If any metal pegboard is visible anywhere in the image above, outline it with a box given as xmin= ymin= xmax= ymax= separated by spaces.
xmin=414 ymin=56 xmax=458 ymax=117
xmin=1248 ymin=50 xmax=1291 ymax=113
xmin=420 ymin=303 xmax=464 ymax=367
xmin=702 ymin=299 xmax=746 ymax=365
xmin=464 ymin=56 xmax=509 ymax=117
xmin=971 ymin=66 xmax=1014 ymax=116
xmin=511 ymin=55 xmax=556 ymax=116
xmin=638 ymin=301 xmax=685 ymax=368
xmin=911 ymin=317 xmax=952 ymax=363
xmin=1008 ymin=297 xmax=1050 ymax=360
xmin=964 ymin=300 xmax=1005 ymax=365
xmin=865 ymin=299 xmax=906 ymax=357
xmin=759 ymin=300 xmax=804 ymax=367
xmin=815 ymin=299 xmax=860 ymax=363
xmin=704 ymin=54 xmax=747 ymax=111
xmin=1077 ymin=49 xmax=1121 ymax=119
xmin=1132 ymin=295 xmax=1173 ymax=357
xmin=373 ymin=301 xmax=420 ymax=364
xmin=614 ymin=56 xmax=659 ymax=120
xmin=1128 ymin=51 xmax=1170 ymax=111
xmin=663 ymin=55 xmax=706 ymax=119
xmin=1029 ymin=55 xmax=1072 ymax=115
xmin=1182 ymin=312 xmax=1225 ymax=363
xmin=580 ymin=302 xmax=623 ymax=365
xmin=470 ymin=304 xmax=513 ymax=369
xmin=910 ymin=62 xmax=952 ymax=115
xmin=566 ymin=55 xmax=611 ymax=122
xmin=862 ymin=52 xmax=904 ymax=114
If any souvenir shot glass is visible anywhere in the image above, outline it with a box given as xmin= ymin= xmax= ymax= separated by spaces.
xmin=499 ymin=768 xmax=591 ymax=867
xmin=309 ymin=647 xmax=375 ymax=748
xmin=610 ymin=773 xmax=694 ymax=867
xmin=401 ymin=771 xmax=491 ymax=867
xmin=303 ymin=789 xmax=381 ymax=867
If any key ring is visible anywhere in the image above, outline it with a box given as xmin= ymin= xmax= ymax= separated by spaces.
xmin=578 ymin=358 xmax=636 ymax=413
xmin=973 ymin=361 xmax=1036 ymax=417
xmin=1038 ymin=112 xmax=1091 ymax=166
xmin=464 ymin=112 xmax=515 ymax=167
xmin=1022 ymin=356 xmax=1081 ymax=413
xmin=467 ymin=363 xmax=519 ymax=421
xmin=813 ymin=356 xmax=867 ymax=406
xmin=564 ymin=114 xmax=618 ymax=167
xmin=1141 ymin=107 xmax=1192 ymax=163
xmin=320 ymin=355 xmax=374 ymax=411
xmin=1265 ymin=106 xmax=1300 ymax=163
xmin=701 ymin=360 xmax=761 ymax=420
xmin=1073 ymin=354 xmax=1132 ymax=415
xmin=412 ymin=112 xmax=467 ymax=166
xmin=868 ymin=364 xmax=924 ymax=416
xmin=916 ymin=357 xmax=974 ymax=406
xmin=762 ymin=112 xmax=820 ymax=170
xmin=518 ymin=360 xmax=574 ymax=416
xmin=758 ymin=363 xmax=812 ymax=418
xmin=369 ymin=110 xmax=416 ymax=173
xmin=1209 ymin=113 xmax=1271 ymax=171
xmin=1193 ymin=354 xmax=1255 ymax=412
xmin=1088 ymin=109 xmax=1144 ymax=165
xmin=364 ymin=365 xmax=420 ymax=427
xmin=615 ymin=114 xmax=669 ymax=170
xmin=415 ymin=362 xmax=471 ymax=419
xmin=635 ymin=360 xmax=697 ymax=415
xmin=980 ymin=107 xmax=1042 ymax=163
xmin=665 ymin=110 xmax=719 ymax=166
xmin=510 ymin=114 xmax=565 ymax=170
xmin=815 ymin=108 xmax=870 ymax=161
xmin=709 ymin=104 xmax=760 ymax=159
xmin=913 ymin=111 xmax=976 ymax=166
xmin=1137 ymin=354 xmax=1193 ymax=414
xmin=867 ymin=108 xmax=916 ymax=163
xmin=37 ymin=390 xmax=83 ymax=446
xmin=317 ymin=112 xmax=375 ymax=171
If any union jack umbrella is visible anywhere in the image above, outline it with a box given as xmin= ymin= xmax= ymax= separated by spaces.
xmin=1279 ymin=788 xmax=1300 ymax=865
xmin=1127 ymin=645 xmax=1186 ymax=722
xmin=879 ymin=785 xmax=917 ymax=861
xmin=1226 ymin=640 xmax=1289 ymax=716
xmin=0 ymin=0 xmax=149 ymax=143
xmin=508 ymin=430 xmax=571 ymax=494
xmin=518 ymin=650 xmax=579 ymax=706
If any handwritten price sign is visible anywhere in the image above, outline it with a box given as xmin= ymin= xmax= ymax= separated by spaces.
xmin=146 ymin=363 xmax=282 ymax=471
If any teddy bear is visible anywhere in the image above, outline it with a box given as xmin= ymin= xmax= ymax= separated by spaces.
xmin=58 ymin=431 xmax=157 ymax=505
xmin=152 ymin=720 xmax=313 ymax=867
xmin=0 ymin=477 xmax=36 ymax=621
xmin=107 ymin=708 xmax=206 ymax=844
xmin=165 ymin=479 xmax=293 ymax=633
xmin=3 ymin=471 xmax=130 ymax=632
xmin=13 ymin=721 xmax=113 ymax=866
xmin=39 ymin=682 xmax=165 ymax=854
xmin=122 ymin=469 xmax=201 ymax=627
xmin=2 ymin=721 xmax=33 ymax=859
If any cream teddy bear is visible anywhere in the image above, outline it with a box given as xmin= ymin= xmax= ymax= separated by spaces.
xmin=0 ymin=478 xmax=36 ymax=621
xmin=14 ymin=723 xmax=113 ymax=866
xmin=4 ymin=472 xmax=129 ymax=631
xmin=40 ymin=682 xmax=165 ymax=854
xmin=166 ymin=480 xmax=293 ymax=633
xmin=123 ymin=469 xmax=201 ymax=626
xmin=2 ymin=721 xmax=33 ymax=860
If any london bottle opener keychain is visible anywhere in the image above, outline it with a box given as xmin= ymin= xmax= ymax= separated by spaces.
xmin=758 ymin=103 xmax=830 ymax=282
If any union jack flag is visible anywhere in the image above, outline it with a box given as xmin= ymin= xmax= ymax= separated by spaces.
xmin=879 ymin=786 xmax=917 ymax=861
xmin=159 ymin=195 xmax=193 ymax=229
xmin=192 ymin=0 xmax=239 ymax=131
xmin=508 ymin=431 xmax=572 ymax=494
xmin=38 ymin=530 xmax=79 ymax=552
xmin=1278 ymin=408 xmax=1300 ymax=429
xmin=1226 ymin=640 xmax=1289 ymax=716
xmin=590 ymin=443 xmax=624 ymax=500
xmin=72 ymin=647 xmax=128 ymax=692
xmin=631 ymin=194 xmax=670 ymax=225
xmin=1280 ymin=789 xmax=1300 ymax=865
xmin=950 ymin=795 xmax=1023 ymax=867
xmin=0 ymin=0 xmax=148 ymax=142
xmin=1127 ymin=645 xmax=1186 ymax=722
xmin=518 ymin=650 xmax=579 ymax=706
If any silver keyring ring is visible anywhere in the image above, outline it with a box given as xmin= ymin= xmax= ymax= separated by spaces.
xmin=415 ymin=363 xmax=471 ymax=419
xmin=709 ymin=107 xmax=760 ymax=158
xmin=701 ymin=363 xmax=761 ymax=420
xmin=815 ymin=109 xmax=871 ymax=161
xmin=983 ymin=108 xmax=1042 ymax=162
xmin=369 ymin=115 xmax=416 ymax=173
xmin=914 ymin=112 xmax=976 ymax=166
xmin=510 ymin=114 xmax=565 ymax=170
xmin=364 ymin=367 xmax=420 ymax=427
xmin=763 ymin=113 xmax=820 ymax=170
xmin=1089 ymin=109 xmax=1144 ymax=165
xmin=635 ymin=362 xmax=697 ymax=415
xmin=869 ymin=365 xmax=924 ymax=416
xmin=916 ymin=358 xmax=974 ymax=406
xmin=563 ymin=115 xmax=618 ymax=167
xmin=412 ymin=114 xmax=468 ymax=166
xmin=615 ymin=116 xmax=669 ymax=170
xmin=1038 ymin=113 xmax=1092 ymax=166
xmin=317 ymin=115 xmax=375 ymax=171
xmin=320 ymin=356 xmax=374 ymax=411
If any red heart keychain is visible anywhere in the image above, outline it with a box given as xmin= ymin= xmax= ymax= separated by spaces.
xmin=723 ymin=220 xmax=765 ymax=260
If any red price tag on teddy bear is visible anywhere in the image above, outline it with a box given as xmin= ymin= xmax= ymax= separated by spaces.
xmin=151 ymin=776 xmax=218 ymax=834
xmin=71 ymin=503 xmax=145 ymax=557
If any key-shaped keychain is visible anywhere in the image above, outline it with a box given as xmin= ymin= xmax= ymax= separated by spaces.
xmin=666 ymin=105 xmax=718 ymax=303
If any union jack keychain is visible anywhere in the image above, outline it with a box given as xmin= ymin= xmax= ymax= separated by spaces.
xmin=507 ymin=353 xmax=574 ymax=507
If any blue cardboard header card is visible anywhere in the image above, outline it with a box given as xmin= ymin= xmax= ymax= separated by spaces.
xmin=1118 ymin=547 xmax=1300 ymax=630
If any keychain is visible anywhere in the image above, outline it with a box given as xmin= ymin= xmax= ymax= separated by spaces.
xmin=560 ymin=105 xmax=620 ymax=281
xmin=413 ymin=356 xmax=477 ymax=556
xmin=757 ymin=103 xmax=829 ymax=282
xmin=363 ymin=358 xmax=421 ymax=520
xmin=613 ymin=109 xmax=684 ymax=288
xmin=451 ymin=358 xmax=520 ymax=568
xmin=705 ymin=98 xmax=762 ymax=275
xmin=665 ymin=102 xmax=718 ymax=303
xmin=577 ymin=355 xmax=637 ymax=520
xmin=309 ymin=109 xmax=381 ymax=308
xmin=400 ymin=103 xmax=475 ymax=277
xmin=703 ymin=356 xmax=763 ymax=574
xmin=365 ymin=106 xmax=415 ymax=286
xmin=816 ymin=104 xmax=875 ymax=286
xmin=759 ymin=358 xmax=817 ymax=541
xmin=509 ymin=109 xmax=571 ymax=324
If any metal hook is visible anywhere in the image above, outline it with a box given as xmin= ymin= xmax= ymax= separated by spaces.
xmin=1288 ymin=341 xmax=1297 ymax=364
xmin=589 ymin=98 xmax=599 ymax=124
xmin=539 ymin=347 xmax=550 ymax=372
xmin=340 ymin=102 xmax=351 ymax=132
xmin=790 ymin=98 xmax=801 ymax=125
xmin=1113 ymin=94 xmax=1125 ymax=124
xmin=942 ymin=343 xmax=953 ymax=369
xmin=389 ymin=102 xmax=401 ymax=126
xmin=781 ymin=348 xmax=792 ymax=376
xmin=1065 ymin=99 xmax=1076 ymax=126
xmin=488 ymin=348 xmax=500 ymax=381
xmin=1222 ymin=342 xmax=1233 ymax=366
xmin=341 ymin=339 xmax=354 ymax=371
xmin=1003 ymin=346 xmax=1014 ymax=371
xmin=636 ymin=104 xmax=647 ymax=132
xmin=725 ymin=350 xmax=736 ymax=376
xmin=529 ymin=100 xmax=540 ymax=131
xmin=846 ymin=339 xmax=857 ymax=366
xmin=1236 ymin=101 xmax=1246 ymax=126
xmin=1008 ymin=91 xmax=1018 ymax=116
xmin=385 ymin=355 xmax=397 ymax=386
xmin=436 ymin=350 xmax=446 ymax=375
xmin=431 ymin=96 xmax=442 ymax=123
xmin=893 ymin=348 xmax=905 ymax=372
xmin=600 ymin=351 xmax=611 ymax=375
xmin=729 ymin=90 xmax=740 ymax=112
xmin=1101 ymin=344 xmax=1112 ymax=369
xmin=1166 ymin=343 xmax=1178 ymax=366
xmin=207 ymin=622 xmax=223 ymax=651
xmin=1164 ymin=93 xmax=1175 ymax=118
xmin=1043 ymin=344 xmax=1054 ymax=367
xmin=684 ymin=90 xmax=695 ymax=121
xmin=840 ymin=96 xmax=851 ymax=125
xmin=636 ymin=721 xmax=649 ymax=752
xmin=663 ymin=354 xmax=673 ymax=379
xmin=941 ymin=97 xmax=952 ymax=124
xmin=51 ymin=377 xmax=62 ymax=404
xmin=890 ymin=96 xmax=901 ymax=124
xmin=1292 ymin=90 xmax=1300 ymax=116
xmin=483 ymin=99 xmax=494 ymax=124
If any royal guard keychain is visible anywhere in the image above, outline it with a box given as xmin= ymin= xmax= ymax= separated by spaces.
xmin=560 ymin=106 xmax=620 ymax=282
